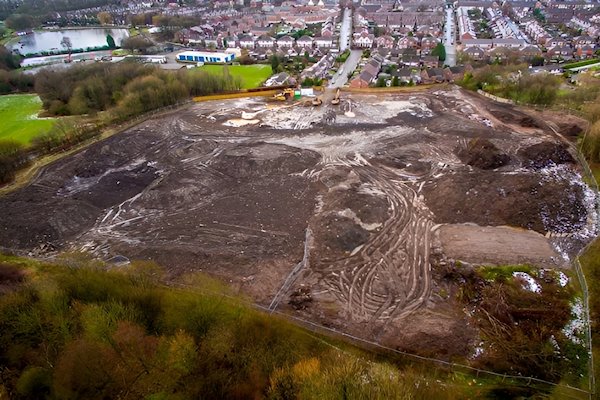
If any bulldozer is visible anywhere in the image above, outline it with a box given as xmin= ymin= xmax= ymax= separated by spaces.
xmin=331 ymin=88 xmax=341 ymax=105
xmin=273 ymin=88 xmax=295 ymax=101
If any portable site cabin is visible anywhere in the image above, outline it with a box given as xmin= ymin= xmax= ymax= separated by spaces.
xmin=177 ymin=51 xmax=235 ymax=64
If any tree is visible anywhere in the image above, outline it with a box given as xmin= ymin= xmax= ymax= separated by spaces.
xmin=121 ymin=36 xmax=153 ymax=54
xmin=60 ymin=36 xmax=73 ymax=54
xmin=531 ymin=55 xmax=544 ymax=67
xmin=432 ymin=42 xmax=446 ymax=62
xmin=0 ymin=45 xmax=21 ymax=70
xmin=270 ymin=54 xmax=281 ymax=73
xmin=0 ymin=139 xmax=26 ymax=183
xmin=5 ymin=14 xmax=35 ymax=31
xmin=97 ymin=11 xmax=113 ymax=25
xmin=376 ymin=77 xmax=385 ymax=87
xmin=106 ymin=34 xmax=116 ymax=49
xmin=392 ymin=76 xmax=399 ymax=87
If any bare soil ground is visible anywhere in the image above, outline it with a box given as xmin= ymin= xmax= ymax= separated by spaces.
xmin=0 ymin=86 xmax=595 ymax=359
xmin=439 ymin=224 xmax=563 ymax=268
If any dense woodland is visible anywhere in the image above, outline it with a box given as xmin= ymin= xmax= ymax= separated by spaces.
xmin=0 ymin=45 xmax=34 ymax=94
xmin=0 ymin=0 xmax=120 ymax=20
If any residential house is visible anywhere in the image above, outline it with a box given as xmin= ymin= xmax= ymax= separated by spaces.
xmin=376 ymin=35 xmax=395 ymax=48
xmin=420 ymin=36 xmax=439 ymax=53
xmin=576 ymin=45 xmax=596 ymax=59
xmin=422 ymin=55 xmax=439 ymax=68
xmin=277 ymin=35 xmax=295 ymax=48
xmin=392 ymin=67 xmax=420 ymax=84
xmin=399 ymin=54 xmax=420 ymax=67
xmin=350 ymin=71 xmax=374 ymax=88
xmin=297 ymin=35 xmax=314 ymax=48
xmin=461 ymin=39 xmax=493 ymax=50
xmin=530 ymin=64 xmax=564 ymax=75
xmin=574 ymin=36 xmax=594 ymax=48
xmin=493 ymin=38 xmax=526 ymax=49
xmin=520 ymin=45 xmax=542 ymax=59
xmin=314 ymin=36 xmax=334 ymax=47
xmin=547 ymin=45 xmax=574 ymax=60
xmin=354 ymin=31 xmax=375 ymax=48
xmin=420 ymin=68 xmax=445 ymax=83
xmin=264 ymin=72 xmax=291 ymax=86
xmin=397 ymin=36 xmax=419 ymax=49
xmin=257 ymin=35 xmax=276 ymax=48
xmin=463 ymin=46 xmax=485 ymax=60
xmin=545 ymin=37 xmax=568 ymax=49
xmin=239 ymin=35 xmax=256 ymax=48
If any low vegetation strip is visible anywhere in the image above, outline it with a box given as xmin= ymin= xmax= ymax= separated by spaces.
xmin=0 ymin=94 xmax=55 ymax=145
xmin=0 ymin=254 xmax=489 ymax=399
xmin=564 ymin=59 xmax=600 ymax=70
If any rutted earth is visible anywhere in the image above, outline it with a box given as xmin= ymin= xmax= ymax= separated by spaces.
xmin=0 ymin=86 xmax=596 ymax=357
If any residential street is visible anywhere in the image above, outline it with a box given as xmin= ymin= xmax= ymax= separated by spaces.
xmin=444 ymin=5 xmax=457 ymax=67
xmin=339 ymin=7 xmax=352 ymax=52
xmin=328 ymin=49 xmax=362 ymax=88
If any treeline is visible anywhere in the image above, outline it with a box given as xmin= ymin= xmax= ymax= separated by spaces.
xmin=459 ymin=64 xmax=562 ymax=106
xmin=0 ymin=45 xmax=34 ymax=95
xmin=0 ymin=62 xmax=241 ymax=184
xmin=0 ymin=140 xmax=27 ymax=184
xmin=0 ymin=0 xmax=119 ymax=20
xmin=0 ymin=255 xmax=462 ymax=399
xmin=35 ymin=62 xmax=241 ymax=118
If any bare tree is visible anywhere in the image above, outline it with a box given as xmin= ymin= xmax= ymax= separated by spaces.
xmin=60 ymin=36 xmax=72 ymax=53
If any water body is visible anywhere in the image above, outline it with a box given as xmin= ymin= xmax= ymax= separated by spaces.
xmin=11 ymin=28 xmax=129 ymax=56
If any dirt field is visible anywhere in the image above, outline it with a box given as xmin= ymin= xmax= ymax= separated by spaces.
xmin=0 ymin=86 xmax=595 ymax=358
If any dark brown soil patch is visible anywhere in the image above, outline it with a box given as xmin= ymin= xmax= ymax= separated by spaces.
xmin=456 ymin=138 xmax=510 ymax=170
xmin=423 ymin=171 xmax=587 ymax=233
xmin=518 ymin=141 xmax=574 ymax=169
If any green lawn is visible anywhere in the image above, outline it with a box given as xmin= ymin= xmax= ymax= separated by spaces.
xmin=0 ymin=94 xmax=55 ymax=145
xmin=199 ymin=64 xmax=273 ymax=89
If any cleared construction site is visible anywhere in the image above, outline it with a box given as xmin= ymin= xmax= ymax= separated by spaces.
xmin=0 ymin=85 xmax=595 ymax=367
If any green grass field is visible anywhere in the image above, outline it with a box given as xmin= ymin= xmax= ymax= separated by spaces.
xmin=199 ymin=64 xmax=272 ymax=89
xmin=0 ymin=94 xmax=55 ymax=145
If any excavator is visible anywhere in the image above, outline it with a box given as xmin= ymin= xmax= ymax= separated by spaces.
xmin=272 ymin=88 xmax=295 ymax=101
xmin=331 ymin=88 xmax=341 ymax=105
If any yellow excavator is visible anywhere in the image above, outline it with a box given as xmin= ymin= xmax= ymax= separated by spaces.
xmin=273 ymin=88 xmax=295 ymax=101
xmin=331 ymin=88 xmax=340 ymax=105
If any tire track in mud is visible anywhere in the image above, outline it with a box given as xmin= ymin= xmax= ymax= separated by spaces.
xmin=321 ymin=159 xmax=435 ymax=323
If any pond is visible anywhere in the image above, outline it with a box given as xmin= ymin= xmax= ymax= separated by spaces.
xmin=11 ymin=28 xmax=129 ymax=57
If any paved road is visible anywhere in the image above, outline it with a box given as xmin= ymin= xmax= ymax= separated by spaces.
xmin=328 ymin=49 xmax=362 ymax=88
xmin=443 ymin=5 xmax=457 ymax=67
xmin=339 ymin=7 xmax=352 ymax=52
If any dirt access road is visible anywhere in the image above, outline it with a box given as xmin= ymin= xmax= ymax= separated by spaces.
xmin=0 ymin=86 xmax=595 ymax=357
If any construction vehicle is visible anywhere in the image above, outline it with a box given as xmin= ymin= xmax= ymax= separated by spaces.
xmin=311 ymin=96 xmax=323 ymax=106
xmin=331 ymin=88 xmax=341 ymax=105
xmin=273 ymin=88 xmax=295 ymax=101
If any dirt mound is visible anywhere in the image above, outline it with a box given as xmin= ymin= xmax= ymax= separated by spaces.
xmin=456 ymin=138 xmax=510 ymax=170
xmin=212 ymin=142 xmax=320 ymax=178
xmin=518 ymin=141 xmax=574 ymax=169
xmin=423 ymin=171 xmax=587 ymax=234
xmin=558 ymin=122 xmax=584 ymax=138
xmin=488 ymin=107 xmax=541 ymax=128
xmin=314 ymin=214 xmax=370 ymax=254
